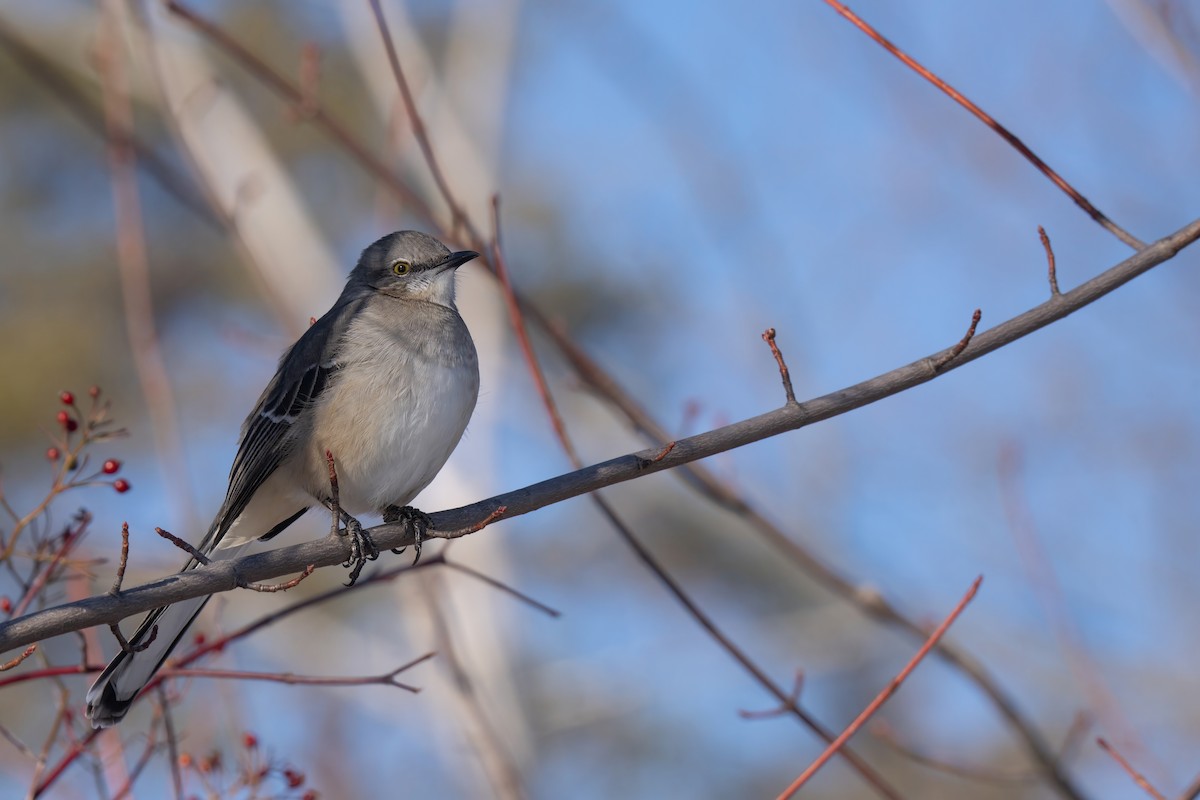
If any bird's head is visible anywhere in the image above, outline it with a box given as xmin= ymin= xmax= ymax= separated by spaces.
xmin=350 ymin=231 xmax=479 ymax=307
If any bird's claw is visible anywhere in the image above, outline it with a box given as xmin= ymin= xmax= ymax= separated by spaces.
xmin=340 ymin=514 xmax=379 ymax=586
xmin=383 ymin=505 xmax=431 ymax=564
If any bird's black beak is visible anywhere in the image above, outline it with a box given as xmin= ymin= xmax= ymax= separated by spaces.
xmin=438 ymin=250 xmax=480 ymax=272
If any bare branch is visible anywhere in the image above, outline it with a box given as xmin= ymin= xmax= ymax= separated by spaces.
xmin=776 ymin=576 xmax=983 ymax=798
xmin=2 ymin=214 xmax=1199 ymax=656
xmin=822 ymin=0 xmax=1146 ymax=250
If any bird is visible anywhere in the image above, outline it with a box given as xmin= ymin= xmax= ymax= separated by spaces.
xmin=86 ymin=231 xmax=481 ymax=727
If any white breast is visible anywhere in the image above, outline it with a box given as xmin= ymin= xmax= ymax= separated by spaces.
xmin=300 ymin=302 xmax=479 ymax=514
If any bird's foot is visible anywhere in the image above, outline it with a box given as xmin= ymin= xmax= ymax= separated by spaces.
xmin=339 ymin=513 xmax=379 ymax=587
xmin=383 ymin=505 xmax=431 ymax=564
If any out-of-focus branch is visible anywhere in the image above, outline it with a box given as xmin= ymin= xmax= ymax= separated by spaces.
xmin=489 ymin=203 xmax=897 ymax=797
xmin=96 ymin=0 xmax=196 ymax=522
xmin=822 ymin=0 xmax=1146 ymax=250
xmin=2 ymin=212 xmax=1199 ymax=657
xmin=776 ymin=576 xmax=982 ymax=799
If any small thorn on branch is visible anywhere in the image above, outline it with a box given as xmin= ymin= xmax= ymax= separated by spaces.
xmin=1097 ymin=738 xmax=1167 ymax=800
xmin=740 ymin=670 xmax=805 ymax=720
xmin=110 ymin=623 xmax=157 ymax=654
xmin=155 ymin=527 xmax=209 ymax=565
xmin=108 ymin=522 xmax=130 ymax=595
xmin=1039 ymin=225 xmax=1061 ymax=296
xmin=933 ymin=309 xmax=982 ymax=371
xmin=239 ymin=565 xmax=315 ymax=594
xmin=762 ymin=328 xmax=797 ymax=405
xmin=0 ymin=644 xmax=37 ymax=672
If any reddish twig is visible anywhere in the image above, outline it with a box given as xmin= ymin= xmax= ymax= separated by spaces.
xmin=776 ymin=575 xmax=983 ymax=799
xmin=325 ymin=449 xmax=341 ymax=537
xmin=30 ymin=729 xmax=100 ymax=799
xmin=822 ymin=0 xmax=1145 ymax=250
xmin=155 ymin=527 xmax=210 ymax=565
xmin=110 ymin=622 xmax=157 ymax=654
xmin=109 ymin=522 xmax=130 ymax=594
xmin=460 ymin=504 xmax=506 ymax=534
xmin=1097 ymin=738 xmax=1167 ymax=800
xmin=1039 ymin=225 xmax=1061 ymax=296
xmin=762 ymin=328 xmax=797 ymax=404
xmin=638 ymin=441 xmax=676 ymax=469
xmin=0 ymin=644 xmax=36 ymax=672
xmin=238 ymin=564 xmax=315 ymax=593
xmin=933 ymin=309 xmax=982 ymax=370
xmin=12 ymin=512 xmax=90 ymax=618
xmin=367 ymin=0 xmax=475 ymax=240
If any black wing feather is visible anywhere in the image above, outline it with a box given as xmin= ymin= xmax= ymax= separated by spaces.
xmin=193 ymin=296 xmax=364 ymax=555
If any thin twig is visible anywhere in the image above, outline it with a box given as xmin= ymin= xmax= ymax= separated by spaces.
xmin=822 ymin=0 xmax=1145 ymax=250
xmin=155 ymin=527 xmax=210 ymax=565
xmin=109 ymin=622 xmax=157 ymax=654
xmin=0 ymin=644 xmax=36 ymax=672
xmin=933 ymin=309 xmax=982 ymax=370
xmin=762 ymin=328 xmax=797 ymax=404
xmin=1039 ymin=225 xmax=1061 ymax=296
xmin=108 ymin=522 xmax=130 ymax=595
xmin=1097 ymin=738 xmax=1167 ymax=800
xmin=776 ymin=576 xmax=983 ymax=799
xmin=739 ymin=671 xmax=804 ymax=720
xmin=238 ymin=565 xmax=315 ymax=593
xmin=367 ymin=0 xmax=475 ymax=240
xmin=442 ymin=559 xmax=561 ymax=618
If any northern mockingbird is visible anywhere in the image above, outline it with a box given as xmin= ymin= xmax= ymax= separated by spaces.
xmin=86 ymin=230 xmax=480 ymax=727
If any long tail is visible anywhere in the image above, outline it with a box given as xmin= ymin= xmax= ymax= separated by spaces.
xmin=85 ymin=543 xmax=246 ymax=727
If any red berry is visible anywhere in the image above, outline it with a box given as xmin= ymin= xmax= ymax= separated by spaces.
xmin=56 ymin=411 xmax=69 ymax=425
xmin=113 ymin=479 xmax=131 ymax=493
xmin=0 ymin=596 xmax=11 ymax=613
xmin=46 ymin=447 xmax=60 ymax=461
xmin=284 ymin=768 xmax=305 ymax=788
xmin=242 ymin=732 xmax=258 ymax=749
xmin=66 ymin=419 xmax=78 ymax=432
xmin=178 ymin=753 xmax=193 ymax=768
xmin=302 ymin=792 xmax=319 ymax=800
xmin=102 ymin=459 xmax=121 ymax=474
xmin=88 ymin=385 xmax=101 ymax=398
xmin=60 ymin=391 xmax=74 ymax=405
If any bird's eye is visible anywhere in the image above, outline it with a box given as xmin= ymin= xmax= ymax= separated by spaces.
xmin=391 ymin=259 xmax=411 ymax=276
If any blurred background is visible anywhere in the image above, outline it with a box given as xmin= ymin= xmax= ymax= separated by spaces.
xmin=1 ymin=1 xmax=1198 ymax=798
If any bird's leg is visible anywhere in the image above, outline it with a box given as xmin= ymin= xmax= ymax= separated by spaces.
xmin=383 ymin=505 xmax=432 ymax=564
xmin=322 ymin=500 xmax=379 ymax=587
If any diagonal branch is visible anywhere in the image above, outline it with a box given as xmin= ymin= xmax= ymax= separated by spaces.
xmin=2 ymin=213 xmax=1197 ymax=659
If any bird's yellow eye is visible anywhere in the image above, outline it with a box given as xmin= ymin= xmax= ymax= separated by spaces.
xmin=391 ymin=259 xmax=411 ymax=276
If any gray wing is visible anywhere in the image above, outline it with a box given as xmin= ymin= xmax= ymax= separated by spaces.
xmin=194 ymin=296 xmax=365 ymax=555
